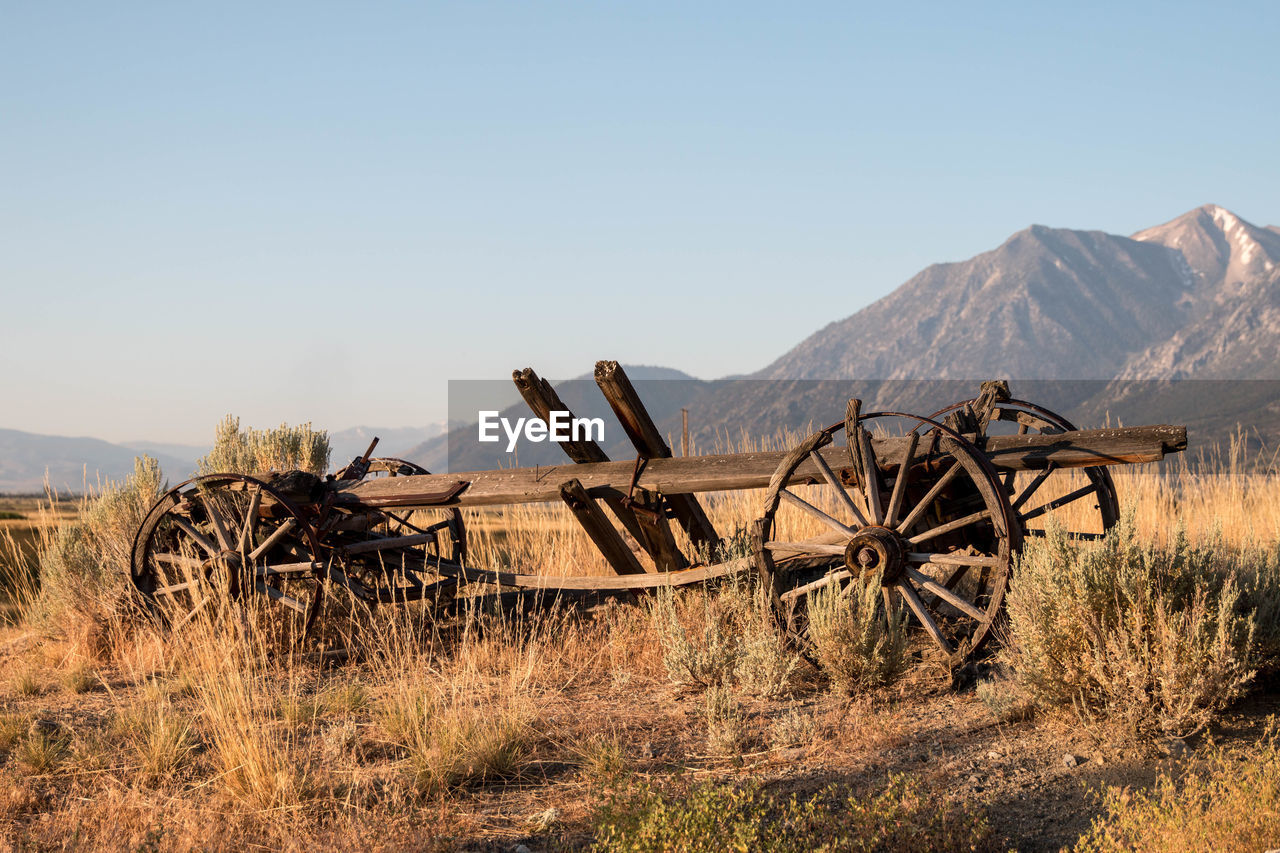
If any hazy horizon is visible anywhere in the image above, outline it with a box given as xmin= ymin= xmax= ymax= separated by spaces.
xmin=3 ymin=2 xmax=1278 ymax=444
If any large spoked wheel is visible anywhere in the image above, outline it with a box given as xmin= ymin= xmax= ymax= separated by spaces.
xmin=930 ymin=396 xmax=1120 ymax=541
xmin=131 ymin=474 xmax=323 ymax=645
xmin=757 ymin=408 xmax=1021 ymax=666
xmin=325 ymin=458 xmax=465 ymax=608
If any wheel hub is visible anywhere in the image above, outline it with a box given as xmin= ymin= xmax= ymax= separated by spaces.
xmin=204 ymin=549 xmax=247 ymax=597
xmin=844 ymin=526 xmax=907 ymax=584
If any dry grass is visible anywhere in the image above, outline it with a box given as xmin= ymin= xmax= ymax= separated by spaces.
xmin=1074 ymin=719 xmax=1280 ymax=852
xmin=0 ymin=423 xmax=1278 ymax=850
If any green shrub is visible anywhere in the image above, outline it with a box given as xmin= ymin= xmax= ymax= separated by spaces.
xmin=1074 ymin=721 xmax=1280 ymax=852
xmin=1003 ymin=517 xmax=1258 ymax=737
xmin=592 ymin=774 xmax=991 ymax=852
xmin=197 ymin=415 xmax=330 ymax=476
xmin=807 ymin=571 xmax=909 ymax=693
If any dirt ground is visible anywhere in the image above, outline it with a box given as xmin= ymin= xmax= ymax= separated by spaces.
xmin=3 ymin=617 xmax=1275 ymax=852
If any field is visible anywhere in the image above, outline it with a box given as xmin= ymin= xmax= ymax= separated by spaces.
xmin=0 ymin=435 xmax=1278 ymax=852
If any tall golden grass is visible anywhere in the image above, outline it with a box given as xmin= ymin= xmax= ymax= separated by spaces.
xmin=0 ymin=424 xmax=1277 ymax=850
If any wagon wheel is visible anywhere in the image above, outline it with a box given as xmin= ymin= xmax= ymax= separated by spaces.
xmin=325 ymin=458 xmax=465 ymax=607
xmin=757 ymin=407 xmax=1020 ymax=666
xmin=929 ymin=395 xmax=1120 ymax=541
xmin=131 ymin=474 xmax=323 ymax=645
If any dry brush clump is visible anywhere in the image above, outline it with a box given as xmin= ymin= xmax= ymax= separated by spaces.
xmin=806 ymin=570 xmax=910 ymax=693
xmin=1002 ymin=516 xmax=1273 ymax=737
xmin=32 ymin=456 xmax=163 ymax=649
xmin=196 ymin=415 xmax=330 ymax=477
xmin=652 ymin=579 xmax=797 ymax=698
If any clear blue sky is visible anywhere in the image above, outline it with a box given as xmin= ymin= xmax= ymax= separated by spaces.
xmin=2 ymin=1 xmax=1276 ymax=444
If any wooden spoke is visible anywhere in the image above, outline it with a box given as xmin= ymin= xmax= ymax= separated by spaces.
xmin=204 ymin=499 xmax=235 ymax=551
xmin=904 ymin=566 xmax=986 ymax=621
xmin=238 ymin=487 xmax=262 ymax=552
xmin=780 ymin=489 xmax=856 ymax=537
xmin=249 ymin=518 xmax=298 ymax=562
xmin=856 ymin=428 xmax=884 ymax=525
xmin=170 ymin=517 xmax=217 ymax=557
xmin=1011 ymin=464 xmax=1056 ymax=512
xmin=894 ymin=462 xmax=962 ymax=535
xmin=884 ymin=432 xmax=919 ymax=529
xmin=926 ymin=562 xmax=970 ymax=610
xmin=895 ymin=580 xmax=953 ymax=655
xmin=778 ymin=569 xmax=852 ymax=602
xmin=765 ymin=541 xmax=847 ymax=557
xmin=255 ymin=581 xmax=307 ymax=615
xmin=1019 ymin=483 xmax=1099 ymax=523
xmin=154 ymin=580 xmax=194 ymax=596
xmin=255 ymin=561 xmax=318 ymax=578
xmin=808 ymin=449 xmax=868 ymax=527
xmin=154 ymin=552 xmax=204 ymax=570
xmin=906 ymin=509 xmax=992 ymax=545
xmin=906 ymin=552 xmax=1001 ymax=567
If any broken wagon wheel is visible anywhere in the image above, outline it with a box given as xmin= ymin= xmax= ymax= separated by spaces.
xmin=324 ymin=457 xmax=464 ymax=608
xmin=130 ymin=474 xmax=323 ymax=645
xmin=928 ymin=397 xmax=1120 ymax=542
xmin=756 ymin=409 xmax=1021 ymax=667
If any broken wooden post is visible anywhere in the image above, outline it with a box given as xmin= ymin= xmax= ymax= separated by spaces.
xmin=559 ymin=478 xmax=646 ymax=576
xmin=513 ymin=368 xmax=686 ymax=572
xmin=593 ymin=360 xmax=720 ymax=553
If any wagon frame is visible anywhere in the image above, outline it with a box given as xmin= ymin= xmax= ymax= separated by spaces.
xmin=130 ymin=363 xmax=1187 ymax=666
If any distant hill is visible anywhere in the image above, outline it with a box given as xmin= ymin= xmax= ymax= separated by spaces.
xmin=0 ymin=429 xmax=195 ymax=494
xmin=0 ymin=422 xmax=449 ymax=493
xmin=758 ymin=203 xmax=1280 ymax=385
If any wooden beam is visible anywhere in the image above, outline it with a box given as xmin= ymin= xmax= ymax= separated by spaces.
xmin=336 ymin=425 xmax=1187 ymax=510
xmin=512 ymin=367 xmax=685 ymax=571
xmin=593 ymin=360 xmax=720 ymax=550
xmin=559 ymin=478 xmax=647 ymax=575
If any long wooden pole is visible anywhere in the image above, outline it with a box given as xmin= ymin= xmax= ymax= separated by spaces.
xmin=336 ymin=425 xmax=1186 ymax=510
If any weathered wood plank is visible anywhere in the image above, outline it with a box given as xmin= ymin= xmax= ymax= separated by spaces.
xmin=434 ymin=555 xmax=752 ymax=590
xmin=338 ymin=425 xmax=1187 ymax=510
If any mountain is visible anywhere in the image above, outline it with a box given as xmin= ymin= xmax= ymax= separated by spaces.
xmin=0 ymin=429 xmax=195 ymax=494
xmin=759 ymin=204 xmax=1280 ymax=386
xmin=758 ymin=226 xmax=1193 ymax=381
xmin=1120 ymin=205 xmax=1280 ymax=380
